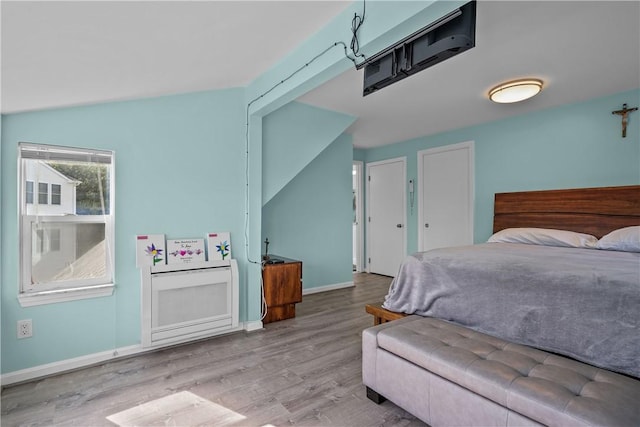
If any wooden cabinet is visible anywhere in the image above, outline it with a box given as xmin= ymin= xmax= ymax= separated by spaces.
xmin=262 ymin=257 xmax=302 ymax=324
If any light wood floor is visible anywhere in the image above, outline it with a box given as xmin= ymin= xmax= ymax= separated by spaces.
xmin=1 ymin=273 xmax=427 ymax=427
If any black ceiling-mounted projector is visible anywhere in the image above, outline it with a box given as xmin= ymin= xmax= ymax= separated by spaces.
xmin=361 ymin=0 xmax=476 ymax=97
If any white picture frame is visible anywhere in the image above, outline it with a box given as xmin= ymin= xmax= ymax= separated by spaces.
xmin=136 ymin=234 xmax=166 ymax=267
xmin=207 ymin=232 xmax=231 ymax=261
xmin=167 ymin=238 xmax=206 ymax=264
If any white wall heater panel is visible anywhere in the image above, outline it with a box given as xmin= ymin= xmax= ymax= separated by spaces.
xmin=141 ymin=260 xmax=239 ymax=348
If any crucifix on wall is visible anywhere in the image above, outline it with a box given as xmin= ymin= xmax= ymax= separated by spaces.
xmin=611 ymin=103 xmax=638 ymax=138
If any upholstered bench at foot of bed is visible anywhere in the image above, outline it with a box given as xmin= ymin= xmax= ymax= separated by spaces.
xmin=362 ymin=316 xmax=640 ymax=427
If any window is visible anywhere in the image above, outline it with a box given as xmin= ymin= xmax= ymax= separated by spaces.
xmin=26 ymin=181 xmax=34 ymax=204
xmin=38 ymin=182 xmax=49 ymax=204
xmin=50 ymin=228 xmax=61 ymax=252
xmin=35 ymin=229 xmax=45 ymax=254
xmin=19 ymin=142 xmax=115 ymax=306
xmin=51 ymin=184 xmax=61 ymax=205
xmin=34 ymin=228 xmax=61 ymax=255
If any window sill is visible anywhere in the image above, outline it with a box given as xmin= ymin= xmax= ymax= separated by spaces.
xmin=18 ymin=284 xmax=115 ymax=307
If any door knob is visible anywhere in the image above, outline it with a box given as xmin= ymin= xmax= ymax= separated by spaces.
xmin=425 ymin=223 xmax=429 ymax=228
xmin=396 ymin=224 xmax=403 ymax=228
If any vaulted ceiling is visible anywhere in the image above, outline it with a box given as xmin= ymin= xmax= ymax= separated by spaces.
xmin=1 ymin=1 xmax=350 ymax=113
xmin=2 ymin=1 xmax=639 ymax=149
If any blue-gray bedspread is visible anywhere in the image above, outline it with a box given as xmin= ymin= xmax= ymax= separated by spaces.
xmin=383 ymin=243 xmax=640 ymax=378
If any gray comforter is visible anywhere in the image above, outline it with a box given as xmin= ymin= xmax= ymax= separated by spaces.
xmin=383 ymin=243 xmax=640 ymax=378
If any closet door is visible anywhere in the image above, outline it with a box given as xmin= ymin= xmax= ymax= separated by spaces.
xmin=418 ymin=141 xmax=474 ymax=252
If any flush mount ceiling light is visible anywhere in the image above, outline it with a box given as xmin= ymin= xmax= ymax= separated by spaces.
xmin=489 ymin=79 xmax=543 ymax=103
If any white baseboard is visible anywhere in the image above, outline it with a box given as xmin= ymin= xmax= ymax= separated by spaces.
xmin=2 ymin=321 xmax=262 ymax=387
xmin=303 ymin=281 xmax=354 ymax=295
xmin=244 ymin=320 xmax=263 ymax=332
xmin=1 ymin=344 xmax=145 ymax=387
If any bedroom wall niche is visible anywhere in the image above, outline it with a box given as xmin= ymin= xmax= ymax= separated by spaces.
xmin=261 ymin=102 xmax=354 ymax=292
xmin=262 ymin=134 xmax=353 ymax=292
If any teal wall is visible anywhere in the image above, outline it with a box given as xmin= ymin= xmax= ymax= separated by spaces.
xmin=0 ymin=89 xmax=247 ymax=373
xmin=0 ymin=0 xmax=470 ymax=378
xmin=361 ymin=88 xmax=640 ymax=256
xmin=263 ymin=133 xmax=353 ymax=290
xmin=353 ymin=148 xmax=366 ymax=162
xmin=262 ymin=102 xmax=355 ymax=289
xmin=262 ymin=102 xmax=354 ymax=205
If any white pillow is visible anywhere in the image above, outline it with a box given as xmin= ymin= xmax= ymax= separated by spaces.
xmin=488 ymin=227 xmax=598 ymax=249
xmin=597 ymin=226 xmax=640 ymax=252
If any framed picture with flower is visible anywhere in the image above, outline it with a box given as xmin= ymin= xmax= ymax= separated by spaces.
xmin=208 ymin=232 xmax=231 ymax=261
xmin=167 ymin=238 xmax=206 ymax=264
xmin=136 ymin=234 xmax=166 ymax=267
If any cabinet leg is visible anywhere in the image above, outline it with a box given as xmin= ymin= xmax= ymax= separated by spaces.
xmin=263 ymin=304 xmax=297 ymax=324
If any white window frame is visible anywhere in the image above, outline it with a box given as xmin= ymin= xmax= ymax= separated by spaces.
xmin=49 ymin=228 xmax=61 ymax=252
xmin=38 ymin=182 xmax=49 ymax=205
xmin=18 ymin=142 xmax=115 ymax=307
xmin=26 ymin=181 xmax=34 ymax=204
xmin=51 ymin=183 xmax=62 ymax=205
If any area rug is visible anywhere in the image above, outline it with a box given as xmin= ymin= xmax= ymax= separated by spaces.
xmin=106 ymin=390 xmax=246 ymax=426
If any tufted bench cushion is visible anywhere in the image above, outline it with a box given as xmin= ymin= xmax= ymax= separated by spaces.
xmin=364 ymin=316 xmax=640 ymax=426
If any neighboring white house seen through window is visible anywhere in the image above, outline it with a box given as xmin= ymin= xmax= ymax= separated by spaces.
xmin=19 ymin=142 xmax=115 ymax=304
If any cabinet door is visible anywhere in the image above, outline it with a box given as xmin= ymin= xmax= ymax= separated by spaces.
xmin=263 ymin=262 xmax=302 ymax=306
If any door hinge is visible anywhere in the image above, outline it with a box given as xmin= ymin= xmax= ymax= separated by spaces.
xmin=368 ymin=216 xmax=371 ymax=222
xmin=368 ymin=257 xmax=371 ymax=263
xmin=368 ymin=175 xmax=371 ymax=181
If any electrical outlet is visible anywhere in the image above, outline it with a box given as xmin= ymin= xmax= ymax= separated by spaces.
xmin=17 ymin=319 xmax=33 ymax=339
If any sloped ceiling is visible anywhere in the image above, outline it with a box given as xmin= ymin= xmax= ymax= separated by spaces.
xmin=1 ymin=1 xmax=350 ymax=113
xmin=2 ymin=1 xmax=639 ymax=149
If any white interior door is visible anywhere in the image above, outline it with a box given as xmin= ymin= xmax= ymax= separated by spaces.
xmin=419 ymin=141 xmax=474 ymax=252
xmin=367 ymin=158 xmax=406 ymax=276
xmin=353 ymin=161 xmax=364 ymax=272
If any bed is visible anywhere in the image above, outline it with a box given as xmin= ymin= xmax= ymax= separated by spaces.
xmin=363 ymin=185 xmax=640 ymax=426
xmin=382 ymin=185 xmax=640 ymax=378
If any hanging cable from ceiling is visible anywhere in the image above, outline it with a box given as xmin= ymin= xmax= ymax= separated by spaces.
xmin=350 ymin=0 xmax=367 ymax=65
xmin=243 ymin=1 xmax=369 ymax=321
xmin=244 ymin=0 xmax=369 ymax=267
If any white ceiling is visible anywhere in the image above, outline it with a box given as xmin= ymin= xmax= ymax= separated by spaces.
xmin=300 ymin=1 xmax=640 ymax=148
xmin=1 ymin=1 xmax=350 ymax=113
xmin=2 ymin=1 xmax=639 ymax=149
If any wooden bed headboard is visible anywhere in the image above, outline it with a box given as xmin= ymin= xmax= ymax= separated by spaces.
xmin=493 ymin=185 xmax=640 ymax=238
